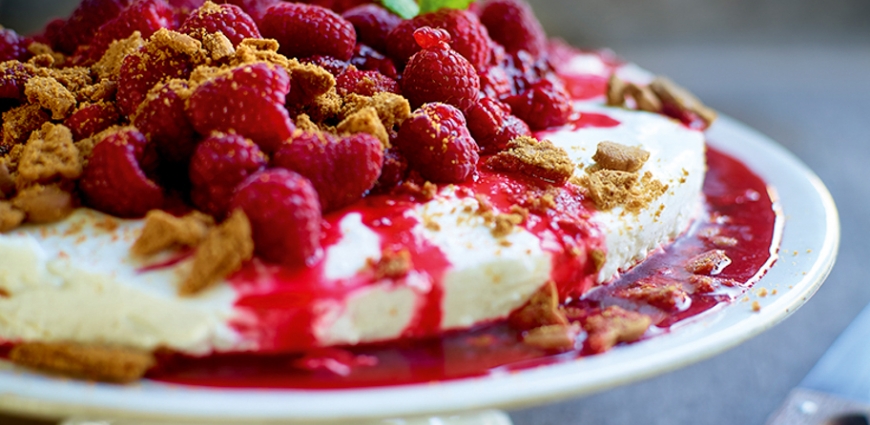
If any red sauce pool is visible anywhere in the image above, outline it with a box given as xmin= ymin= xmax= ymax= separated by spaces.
xmin=146 ymin=147 xmax=779 ymax=389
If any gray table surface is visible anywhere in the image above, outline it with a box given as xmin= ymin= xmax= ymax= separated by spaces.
xmin=1 ymin=41 xmax=867 ymax=425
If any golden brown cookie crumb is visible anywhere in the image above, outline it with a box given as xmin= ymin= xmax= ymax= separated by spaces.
xmin=491 ymin=211 xmax=524 ymax=238
xmin=522 ymin=191 xmax=556 ymax=214
xmin=202 ymin=32 xmax=235 ymax=61
xmin=293 ymin=113 xmax=321 ymax=133
xmin=398 ymin=180 xmax=438 ymax=201
xmin=522 ymin=324 xmax=579 ymax=351
xmin=0 ymin=163 xmax=15 ymax=198
xmin=606 ymin=73 xmax=627 ymax=107
xmin=509 ymin=281 xmax=569 ymax=330
xmin=370 ymin=247 xmax=412 ymax=280
xmin=132 ymin=209 xmax=215 ymax=256
xmin=180 ymin=209 xmax=254 ymax=296
xmin=582 ymin=170 xmax=667 ymax=213
xmin=0 ymin=200 xmax=25 ymax=232
xmin=336 ymin=106 xmax=390 ymax=147
xmin=592 ymin=141 xmax=650 ymax=172
xmin=582 ymin=306 xmax=651 ymax=353
xmin=486 ymin=136 xmax=574 ymax=185
xmin=17 ymin=122 xmax=81 ymax=184
xmin=685 ymin=249 xmax=731 ymax=275
xmin=41 ymin=66 xmax=94 ymax=96
xmin=614 ymin=278 xmax=688 ymax=312
xmin=11 ymin=183 xmax=76 ymax=224
xmin=79 ymin=78 xmax=118 ymax=102
xmin=27 ymin=42 xmax=65 ymax=66
xmin=649 ymin=76 xmax=717 ymax=127
xmin=342 ymin=92 xmax=411 ymax=130
xmin=24 ymin=76 xmax=77 ymax=120
xmin=9 ymin=342 xmax=155 ymax=383
xmin=624 ymin=83 xmax=662 ymax=112
xmin=2 ymin=103 xmax=50 ymax=147
xmin=92 ymin=32 xmax=145 ymax=80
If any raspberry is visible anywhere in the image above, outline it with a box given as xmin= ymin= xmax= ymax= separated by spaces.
xmin=302 ymin=0 xmax=369 ymax=13
xmin=479 ymin=0 xmax=546 ymax=57
xmin=395 ymin=103 xmax=479 ymax=183
xmin=260 ymin=3 xmax=356 ymax=61
xmin=220 ymin=0 xmax=278 ymax=23
xmin=478 ymin=65 xmax=513 ymax=99
xmin=371 ymin=146 xmax=408 ymax=193
xmin=0 ymin=29 xmax=28 ymax=62
xmin=466 ymin=98 xmax=530 ymax=154
xmin=187 ymin=63 xmax=294 ymax=153
xmin=401 ymin=27 xmax=480 ymax=113
xmin=116 ymin=34 xmax=197 ymax=117
xmin=180 ymin=1 xmax=261 ymax=46
xmin=503 ymin=79 xmax=572 ymax=130
xmin=302 ymin=55 xmax=350 ymax=77
xmin=0 ymin=62 xmax=34 ymax=101
xmin=132 ymin=81 xmax=197 ymax=163
xmin=336 ymin=69 xmax=399 ymax=97
xmin=272 ymin=131 xmax=384 ymax=212
xmin=48 ymin=0 xmax=132 ymax=55
xmin=341 ymin=4 xmax=401 ymax=54
xmin=63 ymin=102 xmax=121 ymax=140
xmin=189 ymin=132 xmax=266 ymax=217
xmin=231 ymin=168 xmax=322 ymax=267
xmin=349 ymin=44 xmax=399 ymax=79
xmin=79 ymin=128 xmax=165 ymax=217
xmin=503 ymin=49 xmax=551 ymax=93
xmin=387 ymin=9 xmax=492 ymax=72
xmin=86 ymin=0 xmax=174 ymax=63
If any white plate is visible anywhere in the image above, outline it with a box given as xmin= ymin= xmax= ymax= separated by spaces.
xmin=0 ymin=115 xmax=840 ymax=424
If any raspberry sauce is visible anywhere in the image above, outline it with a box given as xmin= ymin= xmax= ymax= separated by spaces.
xmin=148 ymin=147 xmax=779 ymax=389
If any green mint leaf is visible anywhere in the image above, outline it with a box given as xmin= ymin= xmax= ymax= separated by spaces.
xmin=418 ymin=0 xmax=474 ymax=14
xmin=381 ymin=0 xmax=420 ymax=19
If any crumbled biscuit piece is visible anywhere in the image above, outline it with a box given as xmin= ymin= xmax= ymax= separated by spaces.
xmin=24 ymin=76 xmax=77 ymax=119
xmin=522 ymin=191 xmax=556 ymax=214
xmin=0 ymin=163 xmax=15 ymax=198
xmin=583 ymin=170 xmax=667 ymax=213
xmin=294 ymin=113 xmax=321 ymax=133
xmin=370 ymin=247 xmax=412 ymax=280
xmin=27 ymin=42 xmax=65 ymax=66
xmin=180 ymin=210 xmax=254 ymax=296
xmin=397 ymin=180 xmax=438 ymax=201
xmin=0 ymin=286 xmax=9 ymax=297
xmin=649 ymin=76 xmax=717 ymax=127
xmin=606 ymin=73 xmax=627 ymax=107
xmin=491 ymin=212 xmax=524 ymax=238
xmin=685 ymin=249 xmax=731 ymax=275
xmin=0 ymin=201 xmax=25 ymax=232
xmin=687 ymin=275 xmax=718 ymax=294
xmin=132 ymin=209 xmax=215 ymax=256
xmin=28 ymin=53 xmax=55 ymax=68
xmin=301 ymin=87 xmax=343 ymax=122
xmin=486 ymin=136 xmax=574 ymax=185
xmin=1 ymin=144 xmax=25 ymax=175
xmin=9 ymin=342 xmax=155 ymax=383
xmin=239 ymin=37 xmax=280 ymax=53
xmin=17 ymin=122 xmax=81 ymax=184
xmin=522 ymin=324 xmax=579 ymax=351
xmin=11 ymin=183 xmax=76 ymax=223
xmin=40 ymin=67 xmax=94 ymax=95
xmin=92 ymin=32 xmax=146 ymax=80
xmin=287 ymin=60 xmax=336 ymax=104
xmin=582 ymin=306 xmax=651 ymax=353
xmin=614 ymin=277 xmax=688 ymax=312
xmin=149 ymin=28 xmax=203 ymax=58
xmin=342 ymin=92 xmax=411 ymax=130
xmin=74 ymin=125 xmax=123 ymax=167
xmin=2 ymin=103 xmax=50 ymax=147
xmin=202 ymin=32 xmax=235 ymax=61
xmin=509 ymin=281 xmax=569 ymax=330
xmin=625 ymin=83 xmax=662 ymax=112
xmin=592 ymin=141 xmax=650 ymax=172
xmin=590 ymin=248 xmax=606 ymax=272
xmin=475 ymin=194 xmax=493 ymax=213
xmin=336 ymin=106 xmax=390 ymax=147
xmin=79 ymin=79 xmax=118 ymax=102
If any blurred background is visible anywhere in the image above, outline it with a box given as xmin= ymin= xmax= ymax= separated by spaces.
xmin=1 ymin=1 xmax=869 ymax=424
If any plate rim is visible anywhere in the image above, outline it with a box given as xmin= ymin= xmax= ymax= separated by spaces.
xmin=0 ymin=114 xmax=841 ymax=423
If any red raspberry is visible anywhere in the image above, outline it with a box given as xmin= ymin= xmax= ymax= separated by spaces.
xmin=187 ymin=63 xmax=294 ymax=153
xmin=87 ymin=0 xmax=174 ymax=63
xmin=79 ymin=128 xmax=165 ymax=217
xmin=478 ymin=65 xmax=513 ymax=99
xmin=47 ymin=0 xmax=131 ymax=55
xmin=231 ymin=168 xmax=322 ymax=267
xmin=336 ymin=69 xmax=399 ymax=96
xmin=63 ymin=102 xmax=121 ymax=140
xmin=503 ymin=79 xmax=572 ymax=130
xmin=341 ymin=4 xmax=401 ymax=54
xmin=302 ymin=0 xmax=369 ymax=13
xmin=302 ymin=55 xmax=350 ymax=77
xmin=387 ymin=9 xmax=492 ymax=72
xmin=189 ymin=132 xmax=266 ymax=217
xmin=272 ymin=131 xmax=384 ymax=212
xmin=260 ymin=3 xmax=356 ymax=61
xmin=220 ymin=0 xmax=278 ymax=23
xmin=116 ymin=37 xmax=196 ymax=118
xmin=371 ymin=146 xmax=408 ymax=193
xmin=401 ymin=27 xmax=480 ymax=113
xmin=466 ymin=98 xmax=530 ymax=154
xmin=132 ymin=81 xmax=197 ymax=163
xmin=395 ymin=103 xmax=479 ymax=183
xmin=349 ymin=44 xmax=399 ymax=79
xmin=180 ymin=1 xmax=261 ymax=46
xmin=479 ymin=0 xmax=546 ymax=57
xmin=503 ymin=49 xmax=551 ymax=93
xmin=0 ymin=62 xmax=34 ymax=101
xmin=0 ymin=29 xmax=28 ymax=62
